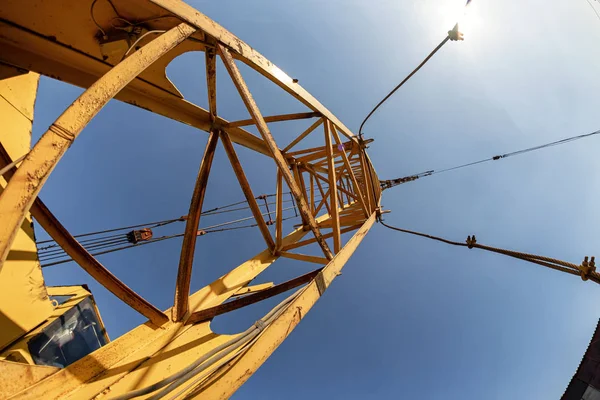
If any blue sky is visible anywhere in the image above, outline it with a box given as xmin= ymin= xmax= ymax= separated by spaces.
xmin=32 ymin=0 xmax=600 ymax=398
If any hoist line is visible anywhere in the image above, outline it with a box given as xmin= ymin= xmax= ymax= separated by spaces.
xmin=36 ymin=189 xmax=324 ymax=246
xmin=39 ymin=237 xmax=131 ymax=259
xmin=201 ymin=195 xmax=322 ymax=217
xmin=40 ymin=215 xmax=299 ymax=268
xmin=41 ymin=234 xmax=187 ymax=268
xmin=39 ymin=209 xmax=301 ymax=267
xmin=38 ymin=232 xmax=127 ymax=250
xmin=35 ymin=218 xmax=184 ymax=244
xmin=39 ymin=241 xmax=132 ymax=262
xmin=36 ymin=193 xmax=323 ymax=254
xmin=382 ymin=128 xmax=600 ymax=189
xmin=38 ymin=213 xmax=287 ymax=263
xmin=40 ymin=228 xmax=237 ymax=267
xmin=379 ymin=220 xmax=599 ymax=282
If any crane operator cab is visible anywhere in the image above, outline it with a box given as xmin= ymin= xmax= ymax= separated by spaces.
xmin=1 ymin=285 xmax=109 ymax=368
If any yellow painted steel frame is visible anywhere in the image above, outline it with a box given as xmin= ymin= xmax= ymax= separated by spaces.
xmin=0 ymin=70 xmax=54 ymax=352
xmin=0 ymin=1 xmax=382 ymax=398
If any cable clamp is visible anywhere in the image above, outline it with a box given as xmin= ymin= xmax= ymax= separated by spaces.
xmin=466 ymin=235 xmax=477 ymax=249
xmin=580 ymin=256 xmax=596 ymax=281
xmin=253 ymin=320 xmax=267 ymax=331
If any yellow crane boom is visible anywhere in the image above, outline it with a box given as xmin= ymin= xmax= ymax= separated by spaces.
xmin=0 ymin=0 xmax=381 ymax=398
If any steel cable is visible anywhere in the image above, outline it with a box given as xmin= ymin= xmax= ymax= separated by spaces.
xmin=110 ymin=290 xmax=302 ymax=400
xmin=378 ymin=220 xmax=585 ymax=277
xmin=382 ymin=128 xmax=600 ymax=189
xmin=40 ymin=212 xmax=298 ymax=268
xmin=36 ymin=190 xmax=316 ymax=246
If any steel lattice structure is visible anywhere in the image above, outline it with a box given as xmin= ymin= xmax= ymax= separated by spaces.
xmin=0 ymin=0 xmax=382 ymax=398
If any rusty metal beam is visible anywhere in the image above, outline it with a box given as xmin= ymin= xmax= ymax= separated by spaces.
xmin=292 ymin=163 xmax=309 ymax=207
xmin=172 ymin=46 xmax=219 ymax=321
xmin=338 ymin=179 xmax=349 ymax=209
xmin=310 ymin=174 xmax=315 ymax=214
xmin=318 ymin=214 xmax=366 ymax=229
xmin=218 ymin=44 xmax=333 ymax=261
xmin=282 ymin=118 xmax=324 ymax=153
xmin=365 ymin=153 xmax=382 ymax=207
xmin=0 ymin=23 xmax=197 ymax=268
xmin=303 ymin=164 xmax=357 ymax=202
xmin=221 ymin=130 xmax=275 ymax=250
xmin=359 ymin=151 xmax=374 ymax=213
xmin=314 ymin=181 xmax=331 ymax=216
xmin=279 ymin=251 xmax=329 ymax=265
xmin=287 ymin=145 xmax=326 ymax=157
xmin=231 ymin=282 xmax=274 ymax=297
xmin=205 ymin=47 xmax=217 ymax=121
xmin=305 ymin=161 xmax=329 ymax=177
xmin=173 ymin=130 xmax=219 ymax=322
xmin=331 ymin=125 xmax=369 ymax=217
xmin=324 ymin=121 xmax=341 ymax=253
xmin=281 ymin=224 xmax=362 ymax=252
xmin=226 ymin=112 xmax=320 ymax=128
xmin=275 ymin=169 xmax=283 ymax=251
xmin=186 ymin=268 xmax=322 ymax=325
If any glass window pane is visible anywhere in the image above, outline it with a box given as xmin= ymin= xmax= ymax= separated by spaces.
xmin=27 ymin=297 xmax=108 ymax=368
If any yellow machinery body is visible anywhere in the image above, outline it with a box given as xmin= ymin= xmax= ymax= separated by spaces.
xmin=0 ymin=1 xmax=382 ymax=398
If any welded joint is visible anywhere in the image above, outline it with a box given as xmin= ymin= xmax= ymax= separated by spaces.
xmin=210 ymin=121 xmax=224 ymax=133
xmin=49 ymin=123 xmax=76 ymax=143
